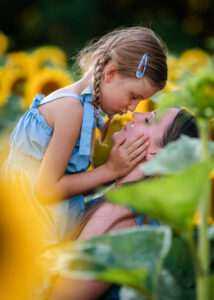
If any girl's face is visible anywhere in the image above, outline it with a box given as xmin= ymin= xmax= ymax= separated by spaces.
xmin=113 ymin=108 xmax=180 ymax=161
xmin=99 ymin=64 xmax=159 ymax=116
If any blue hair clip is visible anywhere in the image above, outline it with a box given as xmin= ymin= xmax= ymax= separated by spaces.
xmin=136 ymin=53 xmax=148 ymax=79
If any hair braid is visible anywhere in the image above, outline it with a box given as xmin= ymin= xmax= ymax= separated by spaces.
xmin=93 ymin=50 xmax=111 ymax=110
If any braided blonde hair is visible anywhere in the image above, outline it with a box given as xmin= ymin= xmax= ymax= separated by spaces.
xmin=76 ymin=26 xmax=168 ymax=142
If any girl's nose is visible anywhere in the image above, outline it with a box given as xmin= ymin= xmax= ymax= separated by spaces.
xmin=127 ymin=100 xmax=140 ymax=112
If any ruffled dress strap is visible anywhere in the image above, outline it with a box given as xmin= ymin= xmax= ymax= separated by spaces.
xmin=33 ymin=87 xmax=105 ymax=158
xmin=77 ymin=86 xmax=105 ymax=156
xmin=38 ymin=92 xmax=82 ymax=105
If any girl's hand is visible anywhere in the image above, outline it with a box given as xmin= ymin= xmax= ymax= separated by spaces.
xmin=105 ymin=133 xmax=149 ymax=179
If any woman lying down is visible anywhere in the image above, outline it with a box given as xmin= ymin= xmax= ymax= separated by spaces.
xmin=48 ymin=108 xmax=198 ymax=300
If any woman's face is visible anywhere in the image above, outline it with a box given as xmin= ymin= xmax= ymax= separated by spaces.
xmin=113 ymin=108 xmax=180 ymax=161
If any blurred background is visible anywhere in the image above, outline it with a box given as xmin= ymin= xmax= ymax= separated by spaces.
xmin=0 ymin=1 xmax=213 ymax=299
xmin=1 ymin=0 xmax=214 ymax=56
xmin=0 ymin=0 xmax=213 ymax=164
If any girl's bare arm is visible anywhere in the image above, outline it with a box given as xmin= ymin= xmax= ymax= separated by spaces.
xmin=35 ymin=98 xmax=149 ymax=204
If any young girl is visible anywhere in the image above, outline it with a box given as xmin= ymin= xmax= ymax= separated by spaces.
xmin=1 ymin=26 xmax=167 ymax=252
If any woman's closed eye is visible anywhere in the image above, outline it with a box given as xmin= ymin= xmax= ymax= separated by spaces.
xmin=145 ymin=118 xmax=153 ymax=124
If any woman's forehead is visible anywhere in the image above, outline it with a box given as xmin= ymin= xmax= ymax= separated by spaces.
xmin=152 ymin=108 xmax=179 ymax=123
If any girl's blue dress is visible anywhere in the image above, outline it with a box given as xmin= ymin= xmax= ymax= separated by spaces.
xmin=2 ymin=86 xmax=105 ymax=248
xmin=1 ymin=86 xmax=152 ymax=299
xmin=1 ymin=86 xmax=105 ymax=299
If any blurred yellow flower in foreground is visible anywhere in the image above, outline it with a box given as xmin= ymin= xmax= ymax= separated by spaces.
xmin=0 ymin=31 xmax=8 ymax=55
xmin=24 ymin=68 xmax=73 ymax=108
xmin=0 ymin=173 xmax=45 ymax=300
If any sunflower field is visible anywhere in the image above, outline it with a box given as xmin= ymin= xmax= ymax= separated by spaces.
xmin=0 ymin=30 xmax=213 ymax=165
xmin=0 ymin=29 xmax=214 ymax=300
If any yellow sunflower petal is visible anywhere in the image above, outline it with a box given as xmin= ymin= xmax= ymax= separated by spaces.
xmin=5 ymin=67 xmax=29 ymax=98
xmin=178 ymin=48 xmax=212 ymax=75
xmin=167 ymin=55 xmax=180 ymax=81
xmin=0 ymin=68 xmax=11 ymax=106
xmin=24 ymin=68 xmax=73 ymax=109
xmin=30 ymin=46 xmax=67 ymax=73
xmin=0 ymin=31 xmax=8 ymax=55
xmin=135 ymin=99 xmax=157 ymax=113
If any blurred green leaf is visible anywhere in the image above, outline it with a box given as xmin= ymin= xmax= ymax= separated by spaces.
xmin=119 ymin=286 xmax=143 ymax=300
xmin=107 ymin=160 xmax=214 ymax=233
xmin=42 ymin=225 xmax=214 ymax=300
xmin=211 ymin=273 xmax=214 ymax=300
xmin=43 ymin=226 xmax=171 ymax=297
xmin=141 ymin=135 xmax=214 ymax=176
xmin=158 ymin=70 xmax=214 ymax=120
xmin=159 ymin=236 xmax=195 ymax=300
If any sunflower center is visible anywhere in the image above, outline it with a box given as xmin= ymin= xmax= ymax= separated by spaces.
xmin=41 ymin=82 xmax=60 ymax=95
xmin=12 ymin=77 xmax=26 ymax=96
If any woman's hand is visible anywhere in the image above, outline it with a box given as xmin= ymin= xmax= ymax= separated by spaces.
xmin=105 ymin=133 xmax=149 ymax=179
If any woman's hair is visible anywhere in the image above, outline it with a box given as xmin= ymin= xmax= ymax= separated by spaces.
xmin=76 ymin=26 xmax=168 ymax=141
xmin=160 ymin=109 xmax=198 ymax=147
xmin=71 ymin=109 xmax=198 ymax=240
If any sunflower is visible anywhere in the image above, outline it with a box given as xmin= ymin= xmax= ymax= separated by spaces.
xmin=5 ymin=52 xmax=32 ymax=76
xmin=163 ymin=80 xmax=179 ymax=92
xmin=135 ymin=99 xmax=157 ymax=113
xmin=193 ymin=212 xmax=214 ymax=225
xmin=167 ymin=55 xmax=180 ymax=81
xmin=0 ymin=68 xmax=11 ymax=106
xmin=178 ymin=49 xmax=212 ymax=75
xmin=30 ymin=46 xmax=67 ymax=72
xmin=24 ymin=68 xmax=73 ymax=109
xmin=0 ymin=31 xmax=8 ymax=55
xmin=4 ymin=67 xmax=29 ymax=100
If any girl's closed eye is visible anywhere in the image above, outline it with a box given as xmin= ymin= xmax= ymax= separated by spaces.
xmin=130 ymin=93 xmax=142 ymax=100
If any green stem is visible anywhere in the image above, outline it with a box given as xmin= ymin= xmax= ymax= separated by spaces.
xmin=196 ymin=118 xmax=211 ymax=300
xmin=184 ymin=233 xmax=202 ymax=276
